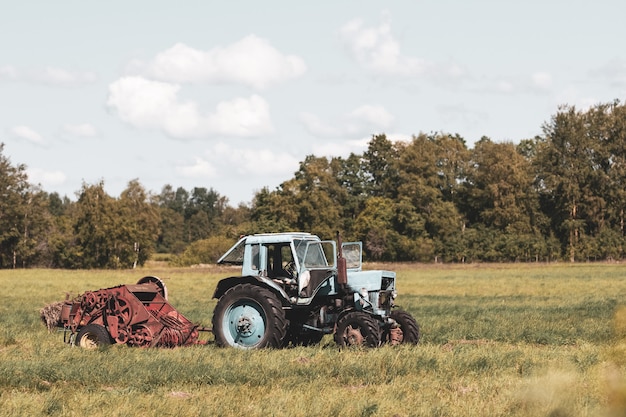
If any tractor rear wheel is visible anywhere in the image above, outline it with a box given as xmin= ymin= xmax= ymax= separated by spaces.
xmin=334 ymin=311 xmax=381 ymax=348
xmin=388 ymin=310 xmax=420 ymax=344
xmin=212 ymin=283 xmax=287 ymax=349
xmin=76 ymin=324 xmax=113 ymax=349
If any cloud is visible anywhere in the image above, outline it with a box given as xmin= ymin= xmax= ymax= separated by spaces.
xmin=127 ymin=35 xmax=306 ymax=89
xmin=211 ymin=142 xmax=300 ymax=176
xmin=27 ymin=167 xmax=67 ymax=187
xmin=312 ymin=137 xmax=370 ymax=157
xmin=311 ymin=132 xmax=413 ymax=158
xmin=0 ymin=65 xmax=18 ymax=81
xmin=300 ymin=104 xmax=394 ymax=138
xmin=106 ymin=76 xmax=274 ymax=139
xmin=339 ymin=13 xmax=430 ymax=77
xmin=176 ymin=157 xmax=217 ymax=178
xmin=481 ymin=72 xmax=553 ymax=95
xmin=555 ymin=87 xmax=599 ymax=111
xmin=531 ymin=72 xmax=552 ymax=90
xmin=31 ymin=67 xmax=97 ymax=86
xmin=10 ymin=125 xmax=45 ymax=144
xmin=62 ymin=123 xmax=97 ymax=138
xmin=0 ymin=65 xmax=96 ymax=86
xmin=175 ymin=142 xmax=299 ymax=180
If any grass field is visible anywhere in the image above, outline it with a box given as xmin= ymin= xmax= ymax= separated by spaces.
xmin=1 ymin=263 xmax=626 ymax=416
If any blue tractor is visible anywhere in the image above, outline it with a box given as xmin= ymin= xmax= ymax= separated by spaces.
xmin=212 ymin=232 xmax=420 ymax=348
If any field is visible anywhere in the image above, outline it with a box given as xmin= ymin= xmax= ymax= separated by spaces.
xmin=2 ymin=263 xmax=626 ymax=416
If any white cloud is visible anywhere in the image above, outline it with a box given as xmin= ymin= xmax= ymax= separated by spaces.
xmin=531 ymin=72 xmax=552 ymax=90
xmin=300 ymin=104 xmax=394 ymax=138
xmin=62 ymin=123 xmax=97 ymax=138
xmin=27 ymin=167 xmax=67 ymax=186
xmin=349 ymin=105 xmax=395 ymax=127
xmin=211 ymin=142 xmax=300 ymax=176
xmin=176 ymin=157 xmax=217 ymax=178
xmin=555 ymin=87 xmax=598 ymax=110
xmin=10 ymin=125 xmax=45 ymax=144
xmin=340 ymin=13 xmax=429 ymax=77
xmin=0 ymin=65 xmax=96 ymax=86
xmin=311 ymin=132 xmax=413 ymax=158
xmin=482 ymin=73 xmax=552 ymax=95
xmin=106 ymin=76 xmax=274 ymax=139
xmin=128 ymin=35 xmax=306 ymax=90
xmin=31 ymin=67 xmax=97 ymax=86
xmin=312 ymin=137 xmax=370 ymax=157
xmin=0 ymin=65 xmax=18 ymax=81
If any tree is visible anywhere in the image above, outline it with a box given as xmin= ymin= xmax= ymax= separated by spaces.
xmin=72 ymin=181 xmax=118 ymax=268
xmin=251 ymin=155 xmax=346 ymax=238
xmin=71 ymin=180 xmax=160 ymax=268
xmin=0 ymin=144 xmax=32 ymax=268
xmin=536 ymin=102 xmax=624 ymax=261
xmin=362 ymin=134 xmax=399 ymax=198
xmin=117 ymin=180 xmax=161 ymax=267
xmin=394 ymin=133 xmax=468 ymax=261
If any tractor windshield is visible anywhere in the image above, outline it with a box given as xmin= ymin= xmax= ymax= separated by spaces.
xmin=298 ymin=240 xmax=336 ymax=269
xmin=217 ymin=237 xmax=246 ymax=265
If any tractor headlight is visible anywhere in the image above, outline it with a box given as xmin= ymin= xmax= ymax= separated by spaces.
xmin=359 ymin=288 xmax=368 ymax=299
xmin=391 ymin=290 xmax=398 ymax=299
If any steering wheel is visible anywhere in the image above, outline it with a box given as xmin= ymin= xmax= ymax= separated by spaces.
xmin=284 ymin=261 xmax=297 ymax=278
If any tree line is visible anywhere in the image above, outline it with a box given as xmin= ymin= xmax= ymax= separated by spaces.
xmin=2 ymin=100 xmax=626 ymax=268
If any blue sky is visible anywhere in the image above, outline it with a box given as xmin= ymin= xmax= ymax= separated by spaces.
xmin=1 ymin=0 xmax=625 ymax=205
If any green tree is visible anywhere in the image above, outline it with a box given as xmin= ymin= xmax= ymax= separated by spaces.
xmin=71 ymin=180 xmax=160 ymax=268
xmin=252 ymin=155 xmax=346 ymax=239
xmin=536 ymin=103 xmax=623 ymax=261
xmin=72 ymin=181 xmax=118 ymax=268
xmin=353 ymin=196 xmax=433 ymax=261
xmin=362 ymin=134 xmax=399 ymax=198
xmin=117 ymin=179 xmax=161 ymax=267
xmin=0 ymin=144 xmax=34 ymax=268
xmin=394 ymin=133 xmax=468 ymax=261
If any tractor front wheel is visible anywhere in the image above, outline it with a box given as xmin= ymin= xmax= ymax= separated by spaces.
xmin=387 ymin=310 xmax=420 ymax=344
xmin=76 ymin=324 xmax=113 ymax=349
xmin=212 ymin=284 xmax=287 ymax=349
xmin=334 ymin=311 xmax=381 ymax=348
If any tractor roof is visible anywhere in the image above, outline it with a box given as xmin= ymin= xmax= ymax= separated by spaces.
xmin=217 ymin=232 xmax=320 ymax=265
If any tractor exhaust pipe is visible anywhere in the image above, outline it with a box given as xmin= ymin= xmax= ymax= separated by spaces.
xmin=336 ymin=231 xmax=348 ymax=288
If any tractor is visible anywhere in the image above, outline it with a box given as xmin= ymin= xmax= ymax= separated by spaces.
xmin=212 ymin=232 xmax=420 ymax=348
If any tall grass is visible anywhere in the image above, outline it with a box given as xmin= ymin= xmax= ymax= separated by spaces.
xmin=1 ymin=263 xmax=625 ymax=416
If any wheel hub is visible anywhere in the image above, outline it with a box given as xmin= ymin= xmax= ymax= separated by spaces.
xmin=223 ymin=301 xmax=267 ymax=347
xmin=236 ymin=315 xmax=257 ymax=336
xmin=345 ymin=325 xmax=365 ymax=345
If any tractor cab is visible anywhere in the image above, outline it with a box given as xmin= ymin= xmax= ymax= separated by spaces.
xmin=217 ymin=233 xmax=362 ymax=302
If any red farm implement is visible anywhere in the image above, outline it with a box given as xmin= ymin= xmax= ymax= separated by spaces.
xmin=61 ymin=278 xmax=208 ymax=349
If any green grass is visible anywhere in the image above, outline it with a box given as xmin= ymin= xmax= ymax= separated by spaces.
xmin=1 ymin=263 xmax=626 ymax=416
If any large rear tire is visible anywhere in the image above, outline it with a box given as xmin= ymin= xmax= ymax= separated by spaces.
xmin=334 ymin=311 xmax=381 ymax=348
xmin=212 ymin=283 xmax=287 ymax=349
xmin=76 ymin=324 xmax=113 ymax=349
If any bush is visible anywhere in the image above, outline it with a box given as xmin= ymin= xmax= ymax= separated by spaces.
xmin=171 ymin=235 xmax=236 ymax=266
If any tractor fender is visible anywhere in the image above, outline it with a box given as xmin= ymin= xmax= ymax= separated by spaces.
xmin=335 ymin=307 xmax=384 ymax=326
xmin=212 ymin=276 xmax=291 ymax=307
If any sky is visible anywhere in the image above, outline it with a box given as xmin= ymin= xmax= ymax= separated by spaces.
xmin=1 ymin=1 xmax=626 ymax=205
